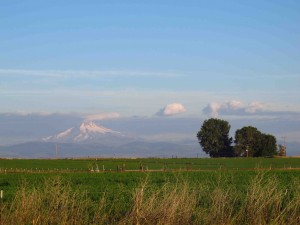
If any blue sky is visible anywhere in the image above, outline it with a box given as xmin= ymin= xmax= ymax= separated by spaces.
xmin=1 ymin=0 xmax=300 ymax=117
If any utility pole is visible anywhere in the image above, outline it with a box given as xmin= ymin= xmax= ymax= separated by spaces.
xmin=281 ymin=136 xmax=287 ymax=157
xmin=56 ymin=144 xmax=58 ymax=159
xmin=282 ymin=136 xmax=287 ymax=148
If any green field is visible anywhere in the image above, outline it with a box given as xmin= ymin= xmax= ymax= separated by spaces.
xmin=1 ymin=157 xmax=300 ymax=172
xmin=0 ymin=158 xmax=300 ymax=224
xmin=1 ymin=157 xmax=299 ymax=203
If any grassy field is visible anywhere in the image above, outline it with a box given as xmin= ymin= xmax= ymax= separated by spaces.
xmin=0 ymin=157 xmax=300 ymax=224
xmin=1 ymin=157 xmax=300 ymax=172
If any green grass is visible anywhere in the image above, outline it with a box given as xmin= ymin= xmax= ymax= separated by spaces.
xmin=0 ymin=170 xmax=299 ymax=202
xmin=1 ymin=157 xmax=300 ymax=171
xmin=0 ymin=157 xmax=300 ymax=224
xmin=0 ymin=170 xmax=300 ymax=224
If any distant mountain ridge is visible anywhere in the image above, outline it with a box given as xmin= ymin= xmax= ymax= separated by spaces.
xmin=0 ymin=120 xmax=203 ymax=158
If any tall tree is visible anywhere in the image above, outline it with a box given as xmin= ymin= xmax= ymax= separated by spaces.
xmin=234 ymin=126 xmax=277 ymax=157
xmin=197 ymin=118 xmax=233 ymax=157
xmin=234 ymin=126 xmax=260 ymax=157
xmin=255 ymin=134 xmax=277 ymax=157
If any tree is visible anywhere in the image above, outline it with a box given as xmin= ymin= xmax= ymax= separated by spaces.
xmin=197 ymin=118 xmax=233 ymax=157
xmin=234 ymin=126 xmax=277 ymax=157
xmin=256 ymin=134 xmax=277 ymax=157
xmin=234 ymin=126 xmax=260 ymax=157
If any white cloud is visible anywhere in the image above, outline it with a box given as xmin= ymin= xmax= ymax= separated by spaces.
xmin=85 ymin=112 xmax=121 ymax=121
xmin=156 ymin=103 xmax=187 ymax=116
xmin=203 ymin=100 xmax=266 ymax=117
xmin=204 ymin=102 xmax=222 ymax=118
xmin=228 ymin=100 xmax=244 ymax=109
xmin=245 ymin=101 xmax=266 ymax=113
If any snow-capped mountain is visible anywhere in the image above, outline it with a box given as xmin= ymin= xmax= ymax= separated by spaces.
xmin=43 ymin=121 xmax=123 ymax=143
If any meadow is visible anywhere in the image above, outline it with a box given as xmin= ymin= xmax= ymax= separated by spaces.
xmin=1 ymin=157 xmax=300 ymax=171
xmin=0 ymin=157 xmax=300 ymax=224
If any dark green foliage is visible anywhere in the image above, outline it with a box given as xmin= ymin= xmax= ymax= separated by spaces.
xmin=234 ymin=126 xmax=260 ymax=157
xmin=234 ymin=126 xmax=277 ymax=157
xmin=197 ymin=118 xmax=233 ymax=157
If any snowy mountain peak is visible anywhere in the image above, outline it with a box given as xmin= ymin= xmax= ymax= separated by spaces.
xmin=43 ymin=121 xmax=121 ymax=143
xmin=79 ymin=121 xmax=118 ymax=134
xmin=56 ymin=127 xmax=74 ymax=138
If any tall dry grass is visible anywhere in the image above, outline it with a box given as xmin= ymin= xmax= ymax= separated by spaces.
xmin=194 ymin=172 xmax=300 ymax=225
xmin=241 ymin=173 xmax=300 ymax=225
xmin=0 ymin=173 xmax=299 ymax=225
xmin=0 ymin=177 xmax=109 ymax=225
xmin=120 ymin=179 xmax=197 ymax=225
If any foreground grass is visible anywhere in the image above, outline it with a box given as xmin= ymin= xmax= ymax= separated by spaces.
xmin=0 ymin=171 xmax=299 ymax=225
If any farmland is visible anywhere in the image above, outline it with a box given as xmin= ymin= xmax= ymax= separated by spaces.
xmin=0 ymin=157 xmax=300 ymax=224
xmin=1 ymin=157 xmax=300 ymax=172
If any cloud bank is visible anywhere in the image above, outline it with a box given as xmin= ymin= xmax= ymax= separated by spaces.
xmin=203 ymin=100 xmax=266 ymax=117
xmin=85 ymin=112 xmax=121 ymax=121
xmin=156 ymin=103 xmax=186 ymax=116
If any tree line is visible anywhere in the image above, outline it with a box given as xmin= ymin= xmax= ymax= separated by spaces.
xmin=197 ymin=118 xmax=278 ymax=157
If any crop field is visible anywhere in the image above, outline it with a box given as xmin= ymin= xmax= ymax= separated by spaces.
xmin=1 ymin=157 xmax=300 ymax=172
xmin=0 ymin=157 xmax=300 ymax=224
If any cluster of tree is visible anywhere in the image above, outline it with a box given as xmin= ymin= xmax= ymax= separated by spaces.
xmin=197 ymin=118 xmax=277 ymax=158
